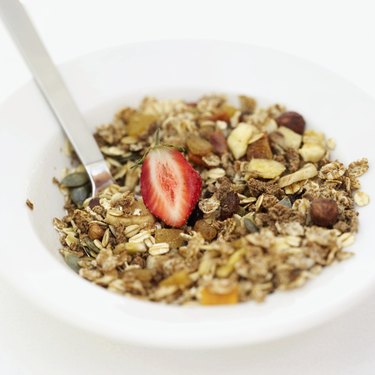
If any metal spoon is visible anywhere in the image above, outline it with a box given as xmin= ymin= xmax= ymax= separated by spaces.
xmin=0 ymin=0 xmax=114 ymax=197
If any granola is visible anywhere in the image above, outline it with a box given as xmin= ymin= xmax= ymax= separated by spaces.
xmin=54 ymin=94 xmax=369 ymax=305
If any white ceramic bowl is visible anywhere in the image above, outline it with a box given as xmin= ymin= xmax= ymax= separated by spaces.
xmin=0 ymin=40 xmax=374 ymax=349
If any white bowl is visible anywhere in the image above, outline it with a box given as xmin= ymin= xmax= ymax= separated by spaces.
xmin=0 ymin=40 xmax=374 ymax=349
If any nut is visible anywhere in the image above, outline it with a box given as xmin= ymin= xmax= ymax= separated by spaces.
xmin=239 ymin=95 xmax=257 ymax=112
xmin=278 ymin=163 xmax=318 ymax=188
xmin=303 ymin=130 xmax=325 ymax=145
xmin=246 ymin=159 xmax=286 ymax=179
xmin=299 ymin=143 xmax=325 ymax=162
xmin=310 ymin=199 xmax=339 ymax=227
xmin=227 ymin=123 xmax=256 ymax=159
xmin=271 ymin=126 xmax=302 ymax=150
xmin=276 ymin=111 xmax=306 ymax=134
xmin=88 ymin=223 xmax=105 ymax=240
xmin=246 ymin=134 xmax=273 ymax=160
xmin=208 ymin=130 xmax=228 ymax=155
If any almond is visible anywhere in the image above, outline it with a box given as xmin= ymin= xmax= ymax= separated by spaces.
xmin=271 ymin=126 xmax=302 ymax=150
xmin=246 ymin=159 xmax=286 ymax=179
xmin=278 ymin=163 xmax=318 ymax=188
xmin=239 ymin=95 xmax=257 ymax=112
xmin=247 ymin=134 xmax=273 ymax=160
xmin=227 ymin=123 xmax=256 ymax=159
xmin=299 ymin=143 xmax=326 ymax=162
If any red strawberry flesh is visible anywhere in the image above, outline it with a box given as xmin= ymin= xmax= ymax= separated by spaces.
xmin=140 ymin=147 xmax=202 ymax=227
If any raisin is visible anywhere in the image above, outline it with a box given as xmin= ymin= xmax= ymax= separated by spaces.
xmin=194 ymin=220 xmax=218 ymax=241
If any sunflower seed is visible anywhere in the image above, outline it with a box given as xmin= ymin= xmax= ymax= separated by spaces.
xmin=102 ymin=228 xmax=110 ymax=247
xmin=243 ymin=218 xmax=259 ymax=233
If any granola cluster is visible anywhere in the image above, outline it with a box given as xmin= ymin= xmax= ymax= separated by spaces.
xmin=54 ymin=95 xmax=369 ymax=305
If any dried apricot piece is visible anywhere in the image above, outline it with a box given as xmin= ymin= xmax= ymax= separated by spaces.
xmin=201 ymin=285 xmax=239 ymax=305
xmin=160 ymin=270 xmax=191 ymax=288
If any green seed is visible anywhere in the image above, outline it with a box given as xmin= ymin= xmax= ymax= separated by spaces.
xmin=61 ymin=172 xmax=89 ymax=187
xmin=64 ymin=253 xmax=81 ymax=273
xmin=278 ymin=197 xmax=292 ymax=208
xmin=244 ymin=218 xmax=259 ymax=233
xmin=83 ymin=238 xmax=100 ymax=254
xmin=71 ymin=184 xmax=91 ymax=206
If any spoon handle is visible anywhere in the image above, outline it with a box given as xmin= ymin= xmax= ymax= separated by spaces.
xmin=0 ymin=0 xmax=113 ymax=194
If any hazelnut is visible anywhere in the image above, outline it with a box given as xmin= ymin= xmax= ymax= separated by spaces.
xmin=276 ymin=111 xmax=306 ymax=135
xmin=88 ymin=223 xmax=105 ymax=240
xmin=310 ymin=198 xmax=339 ymax=227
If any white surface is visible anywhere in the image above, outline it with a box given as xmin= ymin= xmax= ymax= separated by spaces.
xmin=1 ymin=0 xmax=375 ymax=373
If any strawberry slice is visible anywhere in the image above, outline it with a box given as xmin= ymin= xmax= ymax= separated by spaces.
xmin=140 ymin=147 xmax=202 ymax=227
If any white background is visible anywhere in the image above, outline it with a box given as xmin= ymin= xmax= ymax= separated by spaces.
xmin=1 ymin=0 xmax=375 ymax=374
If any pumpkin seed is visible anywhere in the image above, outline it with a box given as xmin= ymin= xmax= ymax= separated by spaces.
xmin=61 ymin=172 xmax=89 ymax=187
xmin=71 ymin=184 xmax=91 ymax=206
xmin=244 ymin=218 xmax=259 ymax=233
xmin=64 ymin=253 xmax=81 ymax=273
xmin=83 ymin=238 xmax=100 ymax=254
xmin=278 ymin=197 xmax=292 ymax=208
